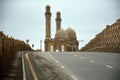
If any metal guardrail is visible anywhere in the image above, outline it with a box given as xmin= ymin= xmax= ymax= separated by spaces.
xmin=22 ymin=52 xmax=26 ymax=80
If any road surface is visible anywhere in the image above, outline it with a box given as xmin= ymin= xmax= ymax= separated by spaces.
xmin=24 ymin=52 xmax=120 ymax=80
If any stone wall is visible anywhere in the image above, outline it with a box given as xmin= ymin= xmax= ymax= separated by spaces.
xmin=0 ymin=31 xmax=32 ymax=78
xmin=80 ymin=19 xmax=120 ymax=53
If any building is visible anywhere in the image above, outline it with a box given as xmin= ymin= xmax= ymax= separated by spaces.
xmin=80 ymin=19 xmax=120 ymax=53
xmin=44 ymin=5 xmax=79 ymax=52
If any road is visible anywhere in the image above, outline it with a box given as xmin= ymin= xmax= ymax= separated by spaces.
xmin=24 ymin=52 xmax=120 ymax=80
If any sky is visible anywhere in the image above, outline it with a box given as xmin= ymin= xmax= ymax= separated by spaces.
xmin=0 ymin=0 xmax=120 ymax=50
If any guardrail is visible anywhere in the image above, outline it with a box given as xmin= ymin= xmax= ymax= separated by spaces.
xmin=22 ymin=52 xmax=26 ymax=80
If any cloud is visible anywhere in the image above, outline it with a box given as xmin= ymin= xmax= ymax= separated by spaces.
xmin=0 ymin=0 xmax=120 ymax=50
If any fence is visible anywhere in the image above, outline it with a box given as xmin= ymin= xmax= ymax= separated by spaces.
xmin=0 ymin=31 xmax=31 ymax=78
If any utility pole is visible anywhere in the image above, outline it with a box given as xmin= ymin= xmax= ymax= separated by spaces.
xmin=32 ymin=44 xmax=34 ymax=48
xmin=40 ymin=40 xmax=42 ymax=51
xmin=26 ymin=39 xmax=29 ymax=44
xmin=78 ymin=40 xmax=84 ymax=50
xmin=26 ymin=39 xmax=29 ymax=50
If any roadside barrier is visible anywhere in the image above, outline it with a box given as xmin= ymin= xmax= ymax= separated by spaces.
xmin=0 ymin=31 xmax=31 ymax=78
xmin=80 ymin=19 xmax=120 ymax=52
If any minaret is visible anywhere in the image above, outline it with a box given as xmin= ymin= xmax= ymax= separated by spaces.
xmin=55 ymin=11 xmax=61 ymax=32
xmin=45 ymin=5 xmax=51 ymax=39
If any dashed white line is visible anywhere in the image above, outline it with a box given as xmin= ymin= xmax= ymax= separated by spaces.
xmin=71 ymin=75 xmax=78 ymax=80
xmin=89 ymin=60 xmax=95 ymax=63
xmin=61 ymin=65 xmax=65 ymax=69
xmin=105 ymin=65 xmax=113 ymax=69
xmin=55 ymin=60 xmax=58 ymax=63
xmin=74 ymin=55 xmax=77 ymax=56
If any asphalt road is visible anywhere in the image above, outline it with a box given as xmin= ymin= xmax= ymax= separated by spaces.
xmin=28 ymin=52 xmax=120 ymax=80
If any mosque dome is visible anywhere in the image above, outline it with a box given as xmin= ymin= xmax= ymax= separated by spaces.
xmin=66 ymin=27 xmax=76 ymax=39
xmin=55 ymin=29 xmax=68 ymax=40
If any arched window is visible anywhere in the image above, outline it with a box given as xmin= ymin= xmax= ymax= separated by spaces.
xmin=50 ymin=45 xmax=53 ymax=52
xmin=61 ymin=45 xmax=64 ymax=52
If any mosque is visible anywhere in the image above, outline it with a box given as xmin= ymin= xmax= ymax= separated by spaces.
xmin=44 ymin=5 xmax=79 ymax=52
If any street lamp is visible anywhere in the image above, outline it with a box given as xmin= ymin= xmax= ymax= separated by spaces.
xmin=32 ymin=44 xmax=34 ymax=48
xmin=78 ymin=40 xmax=84 ymax=50
xmin=40 ymin=40 xmax=42 ymax=51
xmin=79 ymin=40 xmax=84 ymax=42
xmin=26 ymin=39 xmax=29 ymax=44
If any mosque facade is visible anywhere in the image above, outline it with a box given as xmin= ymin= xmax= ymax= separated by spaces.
xmin=44 ymin=5 xmax=79 ymax=52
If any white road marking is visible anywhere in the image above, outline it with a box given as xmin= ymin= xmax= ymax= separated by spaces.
xmin=61 ymin=65 xmax=65 ymax=69
xmin=71 ymin=75 xmax=78 ymax=80
xmin=89 ymin=60 xmax=95 ymax=63
xmin=80 ymin=57 xmax=84 ymax=59
xmin=55 ymin=60 xmax=58 ymax=63
xmin=74 ymin=55 xmax=77 ymax=56
xmin=105 ymin=65 xmax=113 ymax=69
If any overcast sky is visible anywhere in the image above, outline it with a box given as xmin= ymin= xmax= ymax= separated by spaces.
xmin=0 ymin=0 xmax=120 ymax=50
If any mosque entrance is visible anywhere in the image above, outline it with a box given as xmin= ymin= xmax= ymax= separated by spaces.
xmin=61 ymin=45 xmax=64 ymax=52
xmin=50 ymin=45 xmax=53 ymax=52
xmin=56 ymin=49 xmax=59 ymax=52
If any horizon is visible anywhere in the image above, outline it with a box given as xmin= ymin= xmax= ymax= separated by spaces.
xmin=0 ymin=0 xmax=120 ymax=50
